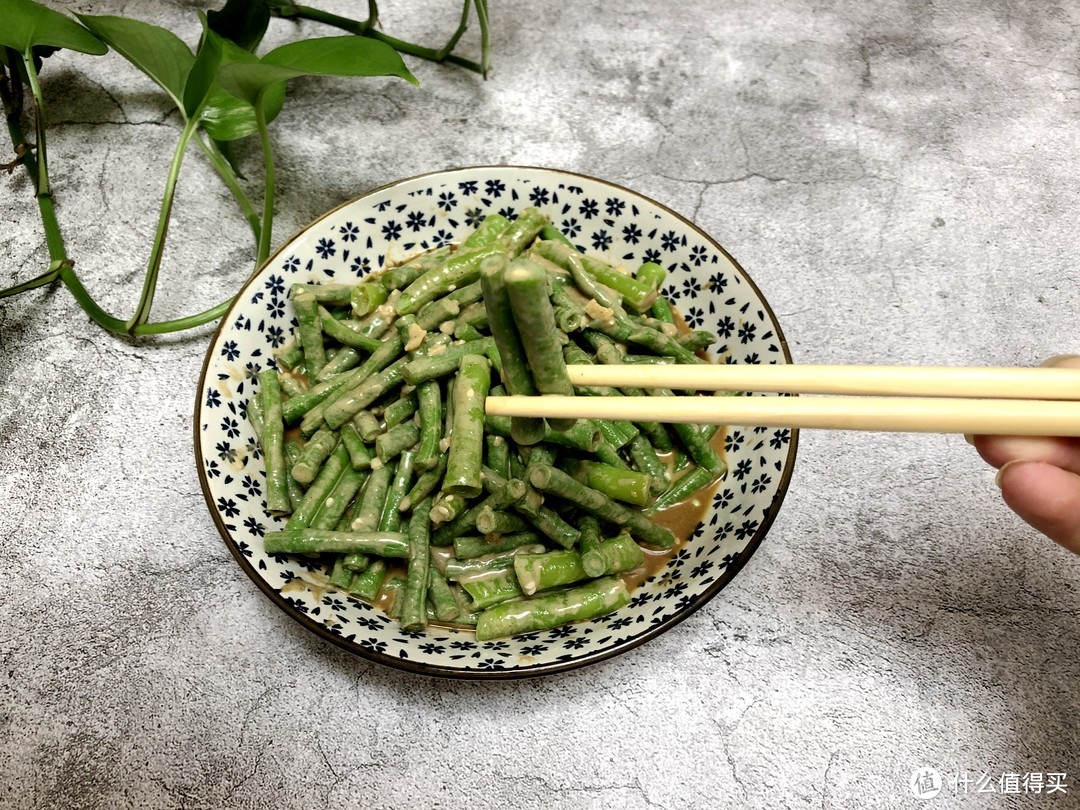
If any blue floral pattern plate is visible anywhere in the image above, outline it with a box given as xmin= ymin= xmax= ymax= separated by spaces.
xmin=194 ymin=166 xmax=797 ymax=678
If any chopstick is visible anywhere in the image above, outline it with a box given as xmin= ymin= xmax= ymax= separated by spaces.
xmin=481 ymin=364 xmax=1080 ymax=435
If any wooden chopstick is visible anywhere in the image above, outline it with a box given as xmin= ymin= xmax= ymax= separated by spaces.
xmin=565 ymin=364 xmax=1080 ymax=400
xmin=484 ymin=394 xmax=1080 ymax=435
xmin=481 ymin=365 xmax=1080 ymax=435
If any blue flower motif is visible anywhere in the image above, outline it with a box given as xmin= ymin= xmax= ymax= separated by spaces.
xmin=733 ymin=459 xmax=753 ymax=480
xmin=350 ymin=255 xmax=371 ymax=276
xmin=419 ymin=643 xmax=446 ymax=655
xmin=498 ymin=206 xmax=516 ymax=219
xmin=235 ymin=540 xmax=253 ymax=557
xmin=605 ymin=197 xmax=625 ymax=216
xmin=734 ymin=519 xmax=760 ymax=540
xmin=381 ymin=220 xmax=402 ymax=241
xmin=458 ymin=180 xmax=478 ymax=195
xmin=686 ymin=306 xmax=704 ymax=328
xmin=606 ymin=616 xmax=632 ymax=631
xmin=281 ymin=257 xmax=300 ymax=274
xmin=520 ymin=644 xmax=547 ymax=656
xmin=360 ymin=638 xmax=388 ymax=654
xmin=737 ymin=322 xmax=757 ymax=344
xmin=681 ymin=277 xmax=701 ymax=297
xmin=216 ymin=441 xmax=237 ymax=463
xmin=561 ymin=218 xmax=581 ymax=238
xmin=724 ymin=431 xmax=744 ymax=453
xmin=217 ymin=497 xmax=240 ymax=518
xmin=241 ymin=474 xmax=261 ymax=497
xmin=221 ymin=416 xmax=240 ymax=438
xmin=716 ymin=315 xmax=735 ymax=338
xmin=769 ymin=429 xmax=791 ymax=449
xmin=590 ymin=229 xmax=612 ymax=251
xmin=464 ymin=207 xmax=484 ymax=228
xmin=689 ymin=560 xmax=714 ymax=579
xmin=242 ymin=516 xmax=265 ymax=537
xmin=221 ymin=340 xmax=240 ymax=361
xmin=579 ymin=198 xmax=599 ymax=219
xmin=267 ymin=297 xmax=285 ymax=319
xmin=432 ymin=229 xmax=453 ymax=248
xmin=205 ymin=459 xmax=221 ymax=479
xmin=485 ymin=179 xmax=505 ymax=197
xmin=405 ymin=210 xmax=428 ymax=232
xmin=622 ymin=222 xmax=642 ymax=244
xmin=265 ymin=274 xmax=285 ymax=295
xmin=709 ymin=272 xmax=728 ymax=292
xmin=266 ymin=325 xmax=286 ymax=347
xmin=689 ymin=245 xmax=708 ymax=266
xmin=642 ymin=247 xmax=662 ymax=265
xmin=750 ymin=473 xmax=772 ymax=494
xmin=205 ymin=388 xmax=222 ymax=408
xmin=660 ymin=230 xmax=681 ymax=252
xmin=315 ymin=238 xmax=336 ymax=259
xmin=437 ymin=191 xmax=457 ymax=211
xmin=339 ymin=222 xmax=359 ymax=242
xmin=563 ymin=636 xmax=589 ymax=650
xmin=529 ymin=186 xmax=550 ymax=205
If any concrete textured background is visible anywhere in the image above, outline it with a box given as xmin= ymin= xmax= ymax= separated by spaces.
xmin=2 ymin=1 xmax=1079 ymax=808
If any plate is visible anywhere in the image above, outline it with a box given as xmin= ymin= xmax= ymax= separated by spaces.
xmin=194 ymin=166 xmax=797 ymax=678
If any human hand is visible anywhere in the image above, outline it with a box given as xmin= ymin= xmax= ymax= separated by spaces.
xmin=971 ymin=355 xmax=1080 ymax=555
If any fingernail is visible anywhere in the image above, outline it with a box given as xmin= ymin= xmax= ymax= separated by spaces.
xmin=1040 ymin=354 xmax=1080 ymax=368
xmin=963 ymin=433 xmax=974 ymax=445
xmin=995 ymin=459 xmax=1029 ymax=488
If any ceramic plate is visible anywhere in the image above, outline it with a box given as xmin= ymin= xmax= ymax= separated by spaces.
xmin=194 ymin=166 xmax=797 ymax=678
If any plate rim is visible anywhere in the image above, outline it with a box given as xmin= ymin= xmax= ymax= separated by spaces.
xmin=193 ymin=164 xmax=799 ymax=680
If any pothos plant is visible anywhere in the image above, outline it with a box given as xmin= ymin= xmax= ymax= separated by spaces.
xmin=0 ymin=0 xmax=491 ymax=336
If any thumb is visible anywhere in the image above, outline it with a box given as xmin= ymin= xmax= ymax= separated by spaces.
xmin=996 ymin=459 xmax=1080 ymax=554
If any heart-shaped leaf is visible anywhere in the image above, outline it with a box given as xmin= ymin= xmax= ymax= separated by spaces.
xmin=207 ymin=0 xmax=270 ymax=53
xmin=0 ymin=0 xmax=106 ymax=55
xmin=198 ymin=31 xmax=285 ymax=141
xmin=75 ymin=14 xmax=193 ymax=111
xmin=182 ymin=19 xmax=223 ymax=119
xmin=217 ymin=35 xmax=417 ymax=107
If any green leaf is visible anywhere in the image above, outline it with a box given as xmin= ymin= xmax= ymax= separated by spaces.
xmin=182 ymin=18 xmax=223 ymax=118
xmin=262 ymin=36 xmax=418 ymax=84
xmin=217 ymin=35 xmax=417 ymax=107
xmin=207 ymin=0 xmax=270 ymax=53
xmin=197 ymin=31 xmax=284 ymax=142
xmin=75 ymin=14 xmax=193 ymax=110
xmin=0 ymin=0 xmax=106 ymax=55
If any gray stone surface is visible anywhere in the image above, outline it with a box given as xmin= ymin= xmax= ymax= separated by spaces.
xmin=2 ymin=1 xmax=1078 ymax=807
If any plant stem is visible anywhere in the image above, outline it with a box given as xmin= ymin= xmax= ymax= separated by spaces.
xmin=125 ymin=118 xmax=199 ymax=333
xmin=255 ymin=95 xmax=275 ymax=265
xmin=195 ymin=134 xmax=262 ymax=245
xmin=21 ymin=49 xmax=49 ymax=198
xmin=284 ymin=4 xmax=376 ymax=35
xmin=134 ymin=295 xmax=234 ymax=335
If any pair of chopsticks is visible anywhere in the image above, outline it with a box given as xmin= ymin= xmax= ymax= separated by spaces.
xmin=483 ymin=365 xmax=1080 ymax=436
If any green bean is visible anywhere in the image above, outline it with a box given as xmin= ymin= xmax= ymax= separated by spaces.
xmin=379 ymin=246 xmax=453 ymax=292
xmin=475 ymin=508 xmax=528 ymax=535
xmin=275 ymin=341 xmax=304 ymax=371
xmin=461 ymin=212 xmax=512 ymax=248
xmin=292 ymin=291 xmax=326 ymax=377
xmin=309 ymin=467 xmax=365 ymax=531
xmin=322 ymin=356 xmax=409 ymax=431
xmin=375 ymin=422 xmax=420 ymax=462
xmin=504 ymin=258 xmax=576 ymax=427
xmin=283 ymin=441 xmax=307 ymax=512
xmin=459 ymin=567 xmax=523 ymax=610
xmin=496 ymin=206 xmax=548 ymax=255
xmin=291 ymin=427 xmax=338 ymax=485
xmin=314 ymin=347 xmax=359 ymax=381
xmin=395 ymin=243 xmax=506 ymax=316
xmin=445 ymin=545 xmax=545 ymax=581
xmin=453 ymin=531 xmax=545 ymax=559
xmin=529 ymin=464 xmax=675 ymax=548
xmin=480 ymin=254 xmax=546 ymax=445
xmin=475 ymin=576 xmax=630 ymax=641
xmin=284 ymin=444 xmax=350 ymax=530
xmin=427 ymin=563 xmax=462 ymax=623
xmin=534 ymin=239 xmax=657 ymax=312
xmin=400 ymin=497 xmax=432 ymax=631
xmin=248 ymin=395 xmax=265 ymax=441
xmin=318 ymin=306 xmax=383 ymax=351
xmin=453 ymin=322 xmax=485 ymax=342
xmin=401 ymin=337 xmax=495 ymax=385
xmin=430 ymin=492 xmax=468 ymax=525
xmin=570 ymin=460 xmax=652 ymax=507
xmin=350 ymin=462 xmax=393 ymax=532
xmin=485 ymin=435 xmax=511 ymax=479
xmin=291 ymin=282 xmax=353 ymax=305
xmin=650 ymin=465 xmax=722 ymax=513
xmin=378 ymin=450 xmax=415 ymax=533
xmin=350 ymin=281 xmax=388 ymax=318
xmin=540 ymin=223 xmax=575 ymax=248
xmin=514 ymin=549 xmax=589 ymax=595
xmin=412 ymin=380 xmax=443 ymax=471
xmin=278 ymin=374 xmax=309 ymax=400
xmin=281 ymin=366 xmax=361 ymax=424
xmin=350 ymin=559 xmax=386 ymax=601
xmin=399 ymin=455 xmax=448 ymax=512
xmin=431 ymin=475 xmax=527 ymax=546
xmin=415 ymin=280 xmax=484 ymax=330
xmin=578 ymin=515 xmax=605 ymax=577
xmin=353 ymin=410 xmax=383 ymax=443
xmin=264 ymin=529 xmax=409 ymax=557
xmin=257 ymin=370 xmax=290 ymax=513
xmin=296 ymin=335 xmax=404 ymax=430
xmin=635 ymin=262 xmax=667 ymax=293
xmin=383 ymin=575 xmax=407 ymax=619
xmin=628 ymin=434 xmax=669 ymax=495
xmin=443 ymin=354 xmax=491 ymax=497
xmin=328 ymin=554 xmax=354 ymax=589
xmin=649 ymin=388 xmax=725 ymax=472
xmin=677 ymin=330 xmax=717 ymax=353
xmin=621 ymin=354 xmax=676 ymax=365
xmin=339 ymin=424 xmax=373 ymax=470
xmin=384 ymin=391 xmax=418 ymax=429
